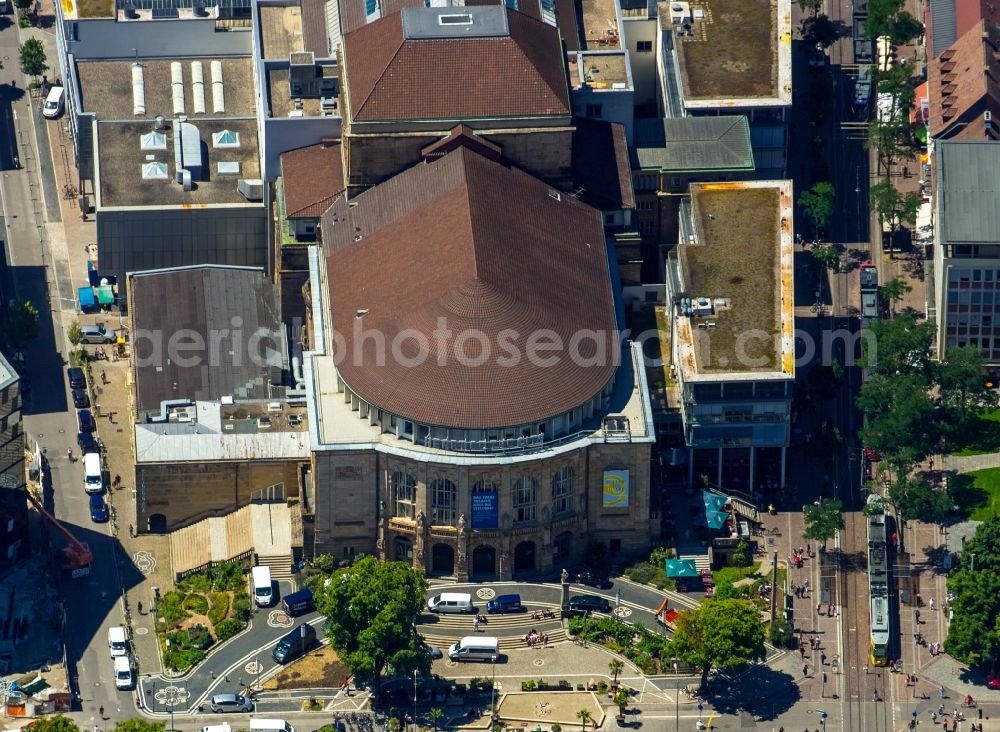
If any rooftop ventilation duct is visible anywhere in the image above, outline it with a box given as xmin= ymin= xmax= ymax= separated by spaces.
xmin=181 ymin=169 xmax=193 ymax=191
xmin=171 ymin=62 xmax=185 ymax=115
xmin=191 ymin=61 xmax=206 ymax=114
xmin=237 ymin=178 xmax=263 ymax=201
xmin=131 ymin=63 xmax=145 ymax=116
xmin=124 ymin=2 xmax=138 ymax=18
xmin=154 ymin=115 xmax=168 ymax=131
xmin=211 ymin=60 xmax=225 ymax=114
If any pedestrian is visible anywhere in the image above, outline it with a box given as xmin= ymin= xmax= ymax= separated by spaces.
xmin=916 ymin=609 xmax=921 ymax=623
xmin=906 ymin=674 xmax=912 ymax=686
xmin=930 ymin=597 xmax=936 ymax=611
xmin=800 ymin=645 xmax=806 ymax=658
xmin=932 ymin=711 xmax=938 ymax=724
xmin=543 ymin=633 xmax=549 ymax=647
xmin=137 ymin=601 xmax=143 ymax=614
xmin=938 ymin=703 xmax=945 ymax=715
xmin=820 ymin=652 xmax=826 ymax=665
xmin=115 ymin=474 xmax=121 ymax=489
xmin=817 ymin=602 xmax=823 ymax=615
xmin=940 ymin=686 xmax=946 ymax=699
xmin=99 ymin=706 xmax=104 ymax=719
xmin=473 ymin=616 xmax=479 ymax=632
xmin=128 ymin=523 xmax=134 ymax=538
xmin=101 ymin=369 xmax=107 ymax=384
xmin=863 ymin=664 xmax=869 ymax=674
xmin=803 ymin=664 xmax=808 ymax=677
xmin=873 ymin=690 xmax=879 ymax=702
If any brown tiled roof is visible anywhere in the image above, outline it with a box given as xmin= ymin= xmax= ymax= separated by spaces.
xmin=337 ymin=0 xmax=424 ymax=36
xmin=322 ymin=146 xmax=617 ymax=429
xmin=281 ymin=142 xmax=346 ymax=219
xmin=343 ymin=8 xmax=571 ymax=122
xmin=301 ymin=0 xmax=329 ymax=55
xmin=554 ymin=0 xmax=581 ymax=50
xmin=421 ymin=124 xmax=503 ymax=161
xmin=928 ymin=19 xmax=1000 ymax=139
xmin=572 ymin=118 xmax=635 ymax=211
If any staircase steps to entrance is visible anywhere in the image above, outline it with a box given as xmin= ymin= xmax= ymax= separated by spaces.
xmin=419 ymin=628 xmax=568 ymax=652
xmin=258 ymin=554 xmax=294 ymax=580
xmin=729 ymin=496 xmax=760 ymax=523
xmin=676 ymin=551 xmax=711 ymax=573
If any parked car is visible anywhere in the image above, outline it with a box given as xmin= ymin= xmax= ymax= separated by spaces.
xmin=72 ymin=388 xmax=90 ymax=409
xmin=79 ymin=323 xmax=115 ymax=344
xmin=77 ymin=409 xmax=95 ymax=433
xmin=89 ymin=494 xmax=109 ymax=522
xmin=427 ymin=645 xmax=443 ymax=660
xmin=574 ymin=571 xmax=612 ymax=589
xmin=210 ymin=693 xmax=254 ymax=713
xmin=77 ymin=431 xmax=99 ymax=454
xmin=67 ymin=367 xmax=85 ymax=390
xmin=568 ymin=595 xmax=612 ymax=614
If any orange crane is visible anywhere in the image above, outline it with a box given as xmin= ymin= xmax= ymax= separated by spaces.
xmin=25 ymin=489 xmax=92 ymax=576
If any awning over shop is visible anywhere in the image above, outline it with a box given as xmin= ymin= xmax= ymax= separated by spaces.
xmin=666 ymin=558 xmax=699 ymax=578
xmin=703 ymin=490 xmax=730 ymax=528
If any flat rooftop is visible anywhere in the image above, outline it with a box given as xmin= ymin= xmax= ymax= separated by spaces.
xmin=568 ymin=51 xmax=631 ymax=89
xmin=308 ymin=343 xmax=654 ymax=462
xmin=668 ymin=0 xmax=792 ymax=106
xmin=937 ymin=141 xmax=1000 ymax=244
xmin=135 ymin=400 xmax=310 ymax=463
xmin=266 ymin=68 xmax=340 ymax=118
xmin=96 ymin=118 xmax=260 ymax=208
xmin=76 ymin=58 xmax=256 ymax=120
xmin=260 ymin=4 xmax=305 ymax=58
xmin=675 ymin=181 xmax=794 ymax=380
xmin=579 ymin=0 xmax=622 ymax=49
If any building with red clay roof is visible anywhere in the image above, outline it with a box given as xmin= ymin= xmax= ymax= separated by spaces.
xmin=305 ymin=141 xmax=656 ymax=576
xmin=277 ymin=141 xmax=346 ymax=243
xmin=340 ymin=4 xmax=575 ymax=193
xmin=927 ymin=19 xmax=1000 ymax=141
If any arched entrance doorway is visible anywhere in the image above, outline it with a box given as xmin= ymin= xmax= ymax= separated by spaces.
xmin=147 ymin=514 xmax=167 ymax=534
xmin=554 ymin=532 xmax=572 ymax=563
xmin=472 ymin=545 xmax=496 ymax=578
xmin=431 ymin=544 xmax=455 ymax=575
xmin=514 ymin=541 xmax=536 ymax=574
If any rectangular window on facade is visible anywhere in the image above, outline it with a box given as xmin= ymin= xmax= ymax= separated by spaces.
xmin=636 ymin=40 xmax=652 ymax=51
xmin=585 ymin=104 xmax=603 ymax=118
xmin=514 ymin=479 xmax=536 ymax=523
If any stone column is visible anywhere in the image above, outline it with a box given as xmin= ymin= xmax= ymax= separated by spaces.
xmin=456 ymin=513 xmax=469 ymax=581
xmin=414 ymin=511 xmax=427 ymax=572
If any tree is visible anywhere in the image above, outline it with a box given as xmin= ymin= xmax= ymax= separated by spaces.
xmin=944 ymin=517 xmax=1000 ymax=668
xmin=811 ymin=244 xmax=841 ymax=272
xmin=802 ymin=499 xmax=845 ymax=548
xmin=866 ymin=115 xmax=915 ymax=178
xmin=860 ymin=313 xmax=936 ymax=381
xmin=856 ymin=373 xmax=938 ymax=466
xmin=609 ymin=658 xmax=625 ymax=684
xmin=314 ymin=556 xmax=429 ymax=691
xmin=68 ymin=320 xmax=84 ymax=347
xmin=800 ymin=14 xmax=840 ymax=49
xmin=2 ymin=298 xmax=38 ymax=350
xmin=938 ymin=346 xmax=998 ymax=426
xmin=870 ymin=179 xmax=921 ymax=251
xmin=576 ymin=710 xmax=593 ymax=731
xmin=886 ymin=475 xmax=951 ymax=524
xmin=12 ymin=0 xmax=29 ymax=10
xmin=18 ymin=38 xmax=47 ymax=85
xmin=427 ymin=708 xmax=445 ymax=732
xmin=612 ymin=687 xmax=630 ymax=716
xmin=799 ymin=181 xmax=836 ymax=237
xmin=796 ymin=0 xmax=822 ymax=14
xmin=669 ymin=598 xmax=766 ymax=689
xmin=876 ymin=62 xmax=917 ymax=117
xmin=113 ymin=722 xmax=167 ymax=732
xmin=25 ymin=718 xmax=80 ymax=732
xmin=864 ymin=0 xmax=904 ymax=38
xmin=889 ymin=11 xmax=923 ymax=44
xmin=878 ymin=276 xmax=912 ymax=315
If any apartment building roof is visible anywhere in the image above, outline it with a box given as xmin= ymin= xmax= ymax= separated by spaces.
xmin=927 ymin=20 xmax=1000 ymax=139
xmin=342 ymin=6 xmax=570 ymax=122
xmin=571 ymin=117 xmax=635 ymax=210
xmin=633 ymin=116 xmax=754 ymax=172
xmin=280 ymin=142 xmax=345 ymax=218
xmin=129 ymin=266 xmax=283 ymax=417
xmin=301 ymin=0 xmax=330 ymax=55
xmin=667 ymin=0 xmax=792 ymax=107
xmin=937 ymin=140 xmax=1000 ymax=243
xmin=928 ymin=0 xmax=995 ymax=57
xmin=674 ymin=181 xmax=794 ymax=380
xmin=320 ymin=145 xmax=617 ymax=429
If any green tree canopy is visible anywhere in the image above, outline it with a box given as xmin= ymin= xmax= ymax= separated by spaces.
xmin=799 ymin=181 xmax=836 ymax=236
xmin=945 ymin=518 xmax=1000 ymax=668
xmin=886 ymin=475 xmax=951 ymax=524
xmin=875 ymin=62 xmax=916 ymax=117
xmin=2 ymin=298 xmax=39 ymax=350
xmin=800 ymin=14 xmax=840 ymax=48
xmin=870 ymin=179 xmax=921 ymax=238
xmin=802 ymin=499 xmax=845 ymax=547
xmin=314 ymin=556 xmax=429 ymax=690
xmin=864 ymin=0 xmax=904 ymax=38
xmin=878 ymin=276 xmax=912 ymax=315
xmin=857 ymin=373 xmax=938 ymax=466
xmin=938 ymin=346 xmax=998 ymax=426
xmin=26 ymin=717 xmax=80 ymax=732
xmin=860 ymin=313 xmax=936 ymax=381
xmin=669 ymin=598 xmax=766 ymax=688
xmin=113 ymin=721 xmax=167 ymax=732
xmin=68 ymin=320 xmax=84 ymax=347
xmin=796 ymin=0 xmax=822 ymax=14
xmin=811 ymin=244 xmax=840 ymax=272
xmin=889 ymin=11 xmax=923 ymax=44
xmin=18 ymin=38 xmax=47 ymax=83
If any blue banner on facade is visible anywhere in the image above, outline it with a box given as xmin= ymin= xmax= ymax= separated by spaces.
xmin=471 ymin=491 xmax=499 ymax=529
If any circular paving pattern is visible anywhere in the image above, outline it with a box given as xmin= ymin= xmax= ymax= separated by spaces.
xmin=134 ymin=627 xmax=149 ymax=636
xmin=133 ymin=550 xmax=157 ymax=574
xmin=532 ymin=658 xmax=544 ymax=667
xmin=613 ymin=606 xmax=633 ymax=618
xmin=445 ymin=661 xmax=458 ymax=668
xmin=476 ymin=588 xmax=496 ymax=600
xmin=153 ymin=685 xmax=189 ymax=705
xmin=267 ymin=610 xmax=294 ymax=628
xmin=245 ymin=660 xmax=263 ymax=675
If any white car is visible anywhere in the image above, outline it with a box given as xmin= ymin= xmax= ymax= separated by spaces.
xmin=114 ymin=655 xmax=134 ymax=690
xmin=108 ymin=626 xmax=128 ymax=657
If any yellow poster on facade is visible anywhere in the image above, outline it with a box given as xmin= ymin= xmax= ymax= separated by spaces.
xmin=602 ymin=470 xmax=629 ymax=508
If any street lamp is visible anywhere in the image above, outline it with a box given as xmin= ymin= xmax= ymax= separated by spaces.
xmin=256 ymin=656 xmax=261 ymax=691
xmin=413 ymin=669 xmax=418 ymax=732
xmin=672 ymin=659 xmax=679 ymax=732
xmin=491 ymin=655 xmax=498 ymax=723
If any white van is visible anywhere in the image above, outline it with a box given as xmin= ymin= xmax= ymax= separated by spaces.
xmin=84 ymin=452 xmax=102 ymax=494
xmin=251 ymin=565 xmax=273 ymax=607
xmin=249 ymin=720 xmax=295 ymax=732
xmin=108 ymin=626 xmax=128 ymax=657
xmin=42 ymin=86 xmax=64 ymax=119
xmin=448 ymin=636 xmax=499 ymax=662
xmin=427 ymin=592 xmax=473 ymax=614
xmin=113 ymin=655 xmax=134 ymax=689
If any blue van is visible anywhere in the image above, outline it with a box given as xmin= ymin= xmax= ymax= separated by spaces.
xmin=486 ymin=594 xmax=522 ymax=614
xmin=282 ymin=588 xmax=315 ymax=617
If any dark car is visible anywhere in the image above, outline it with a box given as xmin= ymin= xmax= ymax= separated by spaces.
xmin=77 ymin=431 xmax=99 ymax=454
xmin=272 ymin=624 xmax=317 ymax=664
xmin=67 ymin=367 xmax=85 ymax=390
xmin=77 ymin=409 xmax=95 ymax=433
xmin=72 ymin=389 xmax=90 ymax=409
xmin=427 ymin=645 xmax=443 ymax=660
xmin=209 ymin=693 xmax=253 ymax=713
xmin=89 ymin=494 xmax=108 ymax=522
xmin=568 ymin=595 xmax=612 ymax=614
xmin=575 ymin=571 xmax=612 ymax=589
